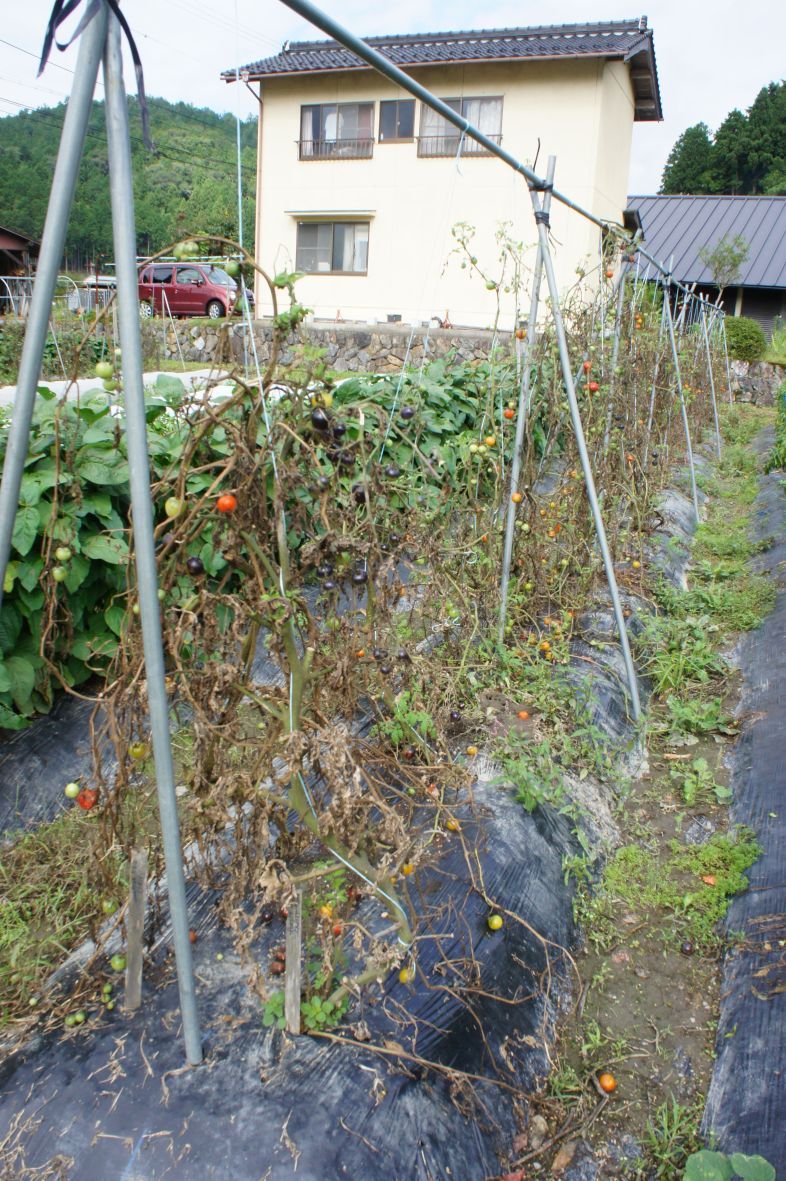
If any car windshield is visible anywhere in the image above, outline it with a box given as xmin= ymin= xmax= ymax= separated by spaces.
xmin=205 ymin=267 xmax=236 ymax=287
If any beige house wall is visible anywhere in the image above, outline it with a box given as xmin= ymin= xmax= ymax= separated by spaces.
xmin=253 ymin=58 xmax=636 ymax=329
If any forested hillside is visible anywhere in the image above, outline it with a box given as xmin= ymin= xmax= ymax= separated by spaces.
xmin=0 ymin=97 xmax=256 ymax=270
xmin=660 ymin=80 xmax=786 ymax=196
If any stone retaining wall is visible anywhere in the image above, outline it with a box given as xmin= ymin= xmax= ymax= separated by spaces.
xmin=730 ymin=359 xmax=784 ymax=405
xmin=146 ymin=318 xmax=514 ymax=373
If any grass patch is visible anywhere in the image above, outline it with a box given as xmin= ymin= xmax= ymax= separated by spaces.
xmin=0 ymin=810 xmax=126 ymax=1021
xmin=577 ymin=828 xmax=760 ymax=953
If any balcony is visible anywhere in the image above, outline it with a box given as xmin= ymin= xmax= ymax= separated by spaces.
xmin=298 ymin=138 xmax=375 ymax=161
xmin=416 ymin=134 xmax=502 ymax=158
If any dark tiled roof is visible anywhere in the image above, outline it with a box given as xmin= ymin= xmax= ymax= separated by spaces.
xmin=225 ymin=19 xmax=661 ymax=121
xmin=628 ymin=195 xmax=786 ymax=289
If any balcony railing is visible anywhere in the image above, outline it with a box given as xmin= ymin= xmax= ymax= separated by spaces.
xmin=298 ymin=138 xmax=375 ymax=161
xmin=416 ymin=134 xmax=502 ymax=158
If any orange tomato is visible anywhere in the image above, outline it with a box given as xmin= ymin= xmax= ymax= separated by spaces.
xmin=598 ymin=1072 xmax=617 ymax=1094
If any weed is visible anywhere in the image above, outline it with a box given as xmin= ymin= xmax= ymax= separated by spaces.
xmin=663 ymin=696 xmax=737 ymax=740
xmin=670 ymin=757 xmax=731 ymax=806
xmin=684 ymin=1149 xmax=776 ymax=1181
xmin=575 ymin=829 xmax=760 ymax=952
xmin=638 ymin=1096 xmax=704 ymax=1180
xmin=640 ymin=614 xmax=727 ymax=693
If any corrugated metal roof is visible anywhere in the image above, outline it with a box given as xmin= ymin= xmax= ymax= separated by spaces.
xmin=628 ymin=195 xmax=786 ymax=289
xmin=225 ymin=19 xmax=661 ymax=121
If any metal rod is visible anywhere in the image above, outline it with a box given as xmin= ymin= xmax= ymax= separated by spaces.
xmin=602 ymin=266 xmax=628 ymax=455
xmin=498 ymin=155 xmax=556 ymax=642
xmin=103 ymin=9 xmax=203 ymax=1066
xmin=721 ymin=317 xmax=735 ymax=405
xmin=529 ymin=190 xmax=641 ymax=722
xmin=643 ymin=297 xmax=668 ymax=466
xmin=0 ymin=7 xmax=107 ymax=607
xmin=663 ymin=284 xmax=700 ymax=522
xmin=700 ymin=298 xmax=722 ymax=459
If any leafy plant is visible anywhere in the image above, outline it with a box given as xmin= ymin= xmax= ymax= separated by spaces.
xmin=684 ymin=1150 xmax=776 ymax=1181
xmin=724 ymin=317 xmax=767 ymax=364
xmin=664 ymin=696 xmax=738 ymax=740
xmin=670 ymin=757 xmax=732 ymax=806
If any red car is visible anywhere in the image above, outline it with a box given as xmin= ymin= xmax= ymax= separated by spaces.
xmin=137 ymin=262 xmax=252 ymax=319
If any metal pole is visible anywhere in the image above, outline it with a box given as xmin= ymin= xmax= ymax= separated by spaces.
xmin=0 ymin=7 xmax=107 ymax=607
xmin=498 ymin=155 xmax=556 ymax=642
xmin=663 ymin=283 xmax=700 ymax=522
xmin=103 ymin=9 xmax=202 ymax=1066
xmin=700 ymin=298 xmax=722 ymax=459
xmin=529 ymin=189 xmax=641 ymax=722
xmin=602 ymin=266 xmax=628 ymax=454
xmin=721 ymin=317 xmax=735 ymax=405
xmin=643 ymin=297 xmax=668 ymax=466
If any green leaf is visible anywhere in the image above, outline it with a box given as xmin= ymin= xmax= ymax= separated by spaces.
xmin=79 ymin=459 xmax=129 ymax=486
xmin=78 ymin=492 xmax=114 ymax=519
xmin=64 ymin=553 xmax=91 ymax=592
xmin=17 ymin=557 xmax=43 ymax=592
xmin=4 ymin=654 xmax=35 ymax=711
xmin=0 ymin=660 xmax=11 ymax=693
xmin=104 ymin=603 xmax=129 ymax=637
xmin=730 ymin=1155 xmax=776 ymax=1181
xmin=70 ymin=632 xmax=117 ymax=662
xmin=0 ymin=604 xmax=23 ymax=654
xmin=153 ymin=373 xmax=187 ymax=400
xmin=81 ymin=533 xmax=129 ymax=565
xmin=11 ymin=505 xmax=40 ymax=556
xmin=82 ymin=420 xmax=116 ymax=445
xmin=684 ymin=1151 xmax=735 ymax=1181
xmin=0 ymin=699 xmax=29 ymax=730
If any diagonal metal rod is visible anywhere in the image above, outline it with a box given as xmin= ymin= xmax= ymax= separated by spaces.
xmin=700 ymin=298 xmax=722 ymax=459
xmin=498 ymin=155 xmax=556 ymax=643
xmin=0 ymin=7 xmax=107 ymax=608
xmin=720 ymin=316 xmax=735 ymax=405
xmin=103 ymin=8 xmax=202 ymax=1066
xmin=663 ymin=284 xmax=700 ymax=522
xmin=529 ymin=192 xmax=641 ymax=722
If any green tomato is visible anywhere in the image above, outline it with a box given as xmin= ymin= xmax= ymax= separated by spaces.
xmin=52 ymin=566 xmax=68 ymax=583
xmin=64 ymin=1014 xmax=77 ymax=1027
xmin=101 ymin=899 xmax=118 ymax=916
xmin=224 ymin=259 xmax=241 ymax=277
xmin=128 ymin=742 xmax=146 ymax=760
xmin=164 ymin=496 xmax=184 ymax=519
xmin=103 ymin=378 xmax=119 ymax=392
xmin=3 ymin=571 xmax=14 ymax=593
xmin=74 ymin=1010 xmax=87 ymax=1024
xmin=110 ymin=953 xmax=127 ymax=972
xmin=54 ymin=546 xmax=72 ymax=562
xmin=114 ymin=347 xmax=122 ymax=361
xmin=105 ymin=1000 xmax=116 ymax=1011
xmin=95 ymin=360 xmax=114 ymax=380
xmin=64 ymin=782 xmax=81 ymax=799
xmin=157 ymin=588 xmax=166 ymax=601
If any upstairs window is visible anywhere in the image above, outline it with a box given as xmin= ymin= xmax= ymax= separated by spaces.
xmin=295 ymin=221 xmax=369 ymax=274
xmin=299 ymin=103 xmax=375 ymax=159
xmin=418 ymin=97 xmax=503 ymax=157
xmin=379 ymin=99 xmax=415 ymax=142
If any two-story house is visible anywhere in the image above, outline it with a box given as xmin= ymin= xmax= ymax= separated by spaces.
xmin=224 ymin=19 xmax=661 ymax=329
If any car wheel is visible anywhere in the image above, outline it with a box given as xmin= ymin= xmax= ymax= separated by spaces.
xmin=206 ymin=300 xmax=225 ymax=319
xmin=139 ymin=301 xmax=154 ymax=318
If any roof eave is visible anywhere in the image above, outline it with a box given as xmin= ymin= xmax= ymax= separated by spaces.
xmin=225 ymin=48 xmax=662 ymax=121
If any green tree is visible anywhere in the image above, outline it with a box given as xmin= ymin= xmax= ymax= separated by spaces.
xmin=698 ymin=234 xmax=749 ymax=295
xmin=660 ymin=123 xmax=714 ymax=194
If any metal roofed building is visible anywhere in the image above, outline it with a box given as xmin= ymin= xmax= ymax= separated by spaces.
xmin=629 ymin=194 xmax=786 ymax=337
xmin=225 ymin=20 xmax=661 ymax=328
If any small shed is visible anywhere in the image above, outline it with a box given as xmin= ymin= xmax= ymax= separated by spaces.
xmin=628 ymin=194 xmax=786 ymax=338
xmin=0 ymin=225 xmax=39 ymax=276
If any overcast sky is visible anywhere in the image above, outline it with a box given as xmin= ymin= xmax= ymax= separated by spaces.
xmin=1 ymin=0 xmax=784 ymax=195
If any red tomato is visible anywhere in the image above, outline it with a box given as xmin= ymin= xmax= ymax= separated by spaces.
xmin=216 ymin=494 xmax=237 ymax=513
xmin=77 ymin=787 xmax=99 ymax=810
